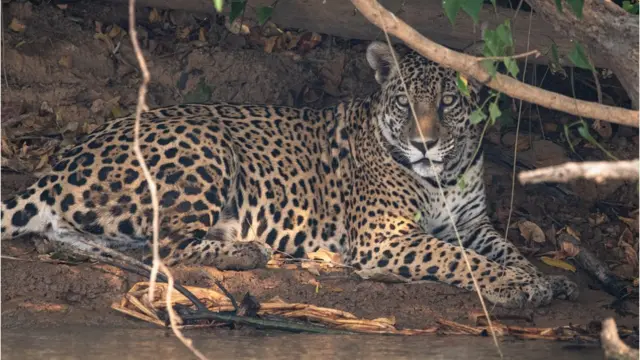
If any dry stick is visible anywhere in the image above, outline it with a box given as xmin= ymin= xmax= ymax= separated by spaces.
xmin=600 ymin=318 xmax=639 ymax=360
xmin=377 ymin=21 xmax=504 ymax=360
xmin=518 ymin=159 xmax=639 ymax=185
xmin=350 ymin=0 xmax=639 ymax=128
xmin=127 ymin=1 xmax=208 ymax=359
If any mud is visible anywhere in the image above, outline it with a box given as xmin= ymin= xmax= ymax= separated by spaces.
xmin=1 ymin=1 xmax=638 ymax=332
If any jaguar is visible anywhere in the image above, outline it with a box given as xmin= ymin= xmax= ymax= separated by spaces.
xmin=1 ymin=41 xmax=578 ymax=308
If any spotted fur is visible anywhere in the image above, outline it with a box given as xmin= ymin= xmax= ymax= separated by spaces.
xmin=1 ymin=42 xmax=577 ymax=308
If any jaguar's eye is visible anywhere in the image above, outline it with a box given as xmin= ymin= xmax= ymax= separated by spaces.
xmin=442 ymin=95 xmax=455 ymax=105
xmin=396 ymin=95 xmax=409 ymax=107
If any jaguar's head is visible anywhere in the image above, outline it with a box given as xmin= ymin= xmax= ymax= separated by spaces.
xmin=367 ymin=41 xmax=485 ymax=179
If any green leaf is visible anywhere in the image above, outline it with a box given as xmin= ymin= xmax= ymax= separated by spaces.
xmin=488 ymin=102 xmax=502 ymax=125
xmin=413 ymin=212 xmax=422 ymax=222
xmin=229 ymin=0 xmax=246 ymax=24
xmin=565 ymin=0 xmax=584 ymax=18
xmin=461 ymin=0 xmax=483 ymax=24
xmin=496 ymin=20 xmax=513 ymax=49
xmin=551 ymin=43 xmax=561 ymax=64
xmin=213 ymin=0 xmax=223 ymax=13
xmin=568 ymin=42 xmax=593 ymax=71
xmin=503 ymin=58 xmax=519 ymax=78
xmin=256 ymin=6 xmax=273 ymax=25
xmin=554 ymin=0 xmax=563 ymax=12
xmin=623 ymin=1 xmax=639 ymax=14
xmin=470 ymin=109 xmax=487 ymax=124
xmin=443 ymin=0 xmax=462 ymax=25
xmin=456 ymin=73 xmax=470 ymax=97
xmin=482 ymin=29 xmax=498 ymax=56
xmin=480 ymin=59 xmax=497 ymax=77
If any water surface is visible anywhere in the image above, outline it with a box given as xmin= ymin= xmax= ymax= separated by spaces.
xmin=2 ymin=326 xmax=602 ymax=359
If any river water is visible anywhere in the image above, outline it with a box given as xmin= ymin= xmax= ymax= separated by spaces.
xmin=2 ymin=326 xmax=603 ymax=359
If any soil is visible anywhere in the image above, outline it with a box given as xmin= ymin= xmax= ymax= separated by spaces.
xmin=1 ymin=1 xmax=638 ymax=334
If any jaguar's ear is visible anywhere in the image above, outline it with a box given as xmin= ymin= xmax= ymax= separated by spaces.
xmin=366 ymin=41 xmax=398 ymax=85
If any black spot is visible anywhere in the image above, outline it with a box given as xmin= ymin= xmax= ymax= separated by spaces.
xmin=403 ymin=251 xmax=416 ymax=264
xmin=196 ymin=167 xmax=213 ymax=182
xmin=98 ymin=166 xmax=114 ymax=181
xmin=67 ymin=172 xmax=87 ymax=186
xmin=60 ymin=194 xmax=75 ymax=212
xmin=164 ymin=148 xmax=178 ymax=158
xmin=377 ymin=258 xmax=389 ymax=267
xmin=293 ymin=231 xmax=307 ymax=246
xmin=39 ymin=190 xmax=55 ymax=206
xmin=397 ymin=266 xmax=411 ymax=278
xmin=124 ymin=169 xmax=139 ymax=184
xmin=427 ymin=266 xmax=439 ymax=274
xmin=110 ymin=181 xmax=123 ymax=192
xmin=11 ymin=203 xmax=38 ymax=227
xmin=178 ymin=156 xmax=194 ymax=167
xmin=118 ymin=219 xmax=135 ymax=235
xmin=448 ymin=261 xmax=459 ymax=272
xmin=165 ymin=171 xmax=184 ymax=185
xmin=266 ymin=229 xmax=278 ymax=246
xmin=277 ymin=235 xmax=290 ymax=252
xmin=176 ymin=201 xmax=191 ymax=213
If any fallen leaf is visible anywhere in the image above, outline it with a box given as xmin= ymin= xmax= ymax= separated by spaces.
xmin=108 ymin=25 xmax=122 ymax=38
xmin=307 ymin=248 xmax=342 ymax=265
xmin=9 ymin=18 xmax=26 ymax=33
xmin=95 ymin=21 xmax=103 ymax=34
xmin=176 ymin=26 xmax=192 ymax=40
xmin=296 ymin=32 xmax=322 ymax=53
xmin=198 ymin=27 xmax=207 ymax=42
xmin=540 ymin=256 xmax=576 ymax=272
xmin=149 ymin=8 xmax=162 ymax=23
xmin=592 ymin=120 xmax=612 ymax=139
xmin=565 ymin=226 xmax=581 ymax=241
xmin=301 ymin=261 xmax=320 ymax=276
xmin=588 ymin=212 xmax=608 ymax=227
xmin=263 ymin=36 xmax=278 ymax=53
xmin=518 ymin=221 xmax=546 ymax=244
xmin=56 ymin=4 xmax=68 ymax=9
xmin=560 ymin=241 xmax=580 ymax=257
xmin=58 ymin=55 xmax=72 ymax=69
xmin=225 ymin=18 xmax=250 ymax=35
xmin=619 ymin=241 xmax=638 ymax=269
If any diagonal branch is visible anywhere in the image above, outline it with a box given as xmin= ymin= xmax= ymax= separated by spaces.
xmin=350 ymin=0 xmax=639 ymax=128
xmin=518 ymin=159 xmax=639 ymax=185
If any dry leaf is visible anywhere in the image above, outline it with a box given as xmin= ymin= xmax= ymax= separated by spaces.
xmin=301 ymin=261 xmax=320 ymax=276
xmin=518 ymin=221 xmax=546 ymax=244
xmin=565 ymin=226 xmax=581 ymax=241
xmin=297 ymin=32 xmax=322 ymax=53
xmin=56 ymin=4 xmax=68 ymax=9
xmin=107 ymin=25 xmax=122 ymax=38
xmin=619 ymin=241 xmax=638 ymax=269
xmin=592 ymin=120 xmax=612 ymax=139
xmin=58 ymin=55 xmax=72 ymax=69
xmin=198 ymin=28 xmax=207 ymax=42
xmin=618 ymin=216 xmax=639 ymax=233
xmin=588 ymin=212 xmax=608 ymax=227
xmin=263 ymin=36 xmax=278 ymax=53
xmin=560 ymin=241 xmax=580 ymax=257
xmin=225 ymin=18 xmax=250 ymax=35
xmin=176 ymin=26 xmax=192 ymax=40
xmin=540 ymin=256 xmax=576 ymax=272
xmin=149 ymin=8 xmax=162 ymax=23
xmin=94 ymin=21 xmax=103 ymax=34
xmin=307 ymin=248 xmax=342 ymax=265
xmin=9 ymin=18 xmax=26 ymax=33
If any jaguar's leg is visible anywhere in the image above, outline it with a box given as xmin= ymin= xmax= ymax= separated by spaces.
xmin=359 ymin=230 xmax=556 ymax=309
xmin=456 ymin=218 xmax=578 ymax=301
xmin=142 ymin=230 xmax=272 ymax=271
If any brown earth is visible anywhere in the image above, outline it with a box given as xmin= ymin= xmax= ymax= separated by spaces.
xmin=1 ymin=1 xmax=638 ymax=333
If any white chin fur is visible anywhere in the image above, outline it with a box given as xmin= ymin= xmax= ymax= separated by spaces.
xmin=411 ymin=161 xmax=442 ymax=178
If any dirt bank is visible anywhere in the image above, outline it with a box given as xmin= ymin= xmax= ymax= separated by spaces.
xmin=1 ymin=1 xmax=638 ymax=333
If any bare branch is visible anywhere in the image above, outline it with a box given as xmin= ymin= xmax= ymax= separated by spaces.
xmin=128 ymin=0 xmax=208 ymax=359
xmin=350 ymin=0 xmax=639 ymax=128
xmin=601 ymin=318 xmax=639 ymax=360
xmin=518 ymin=159 xmax=639 ymax=185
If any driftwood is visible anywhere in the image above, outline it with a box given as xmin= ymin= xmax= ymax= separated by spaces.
xmin=601 ymin=318 xmax=640 ymax=360
xmin=518 ymin=159 xmax=640 ymax=185
xmin=555 ymin=233 xmax=636 ymax=301
xmin=105 ymin=0 xmax=612 ymax=68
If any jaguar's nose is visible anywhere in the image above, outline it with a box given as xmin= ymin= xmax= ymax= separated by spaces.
xmin=410 ymin=139 xmax=436 ymax=153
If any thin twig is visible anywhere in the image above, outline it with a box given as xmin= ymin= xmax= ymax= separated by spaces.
xmin=127 ymin=1 xmax=208 ymax=359
xmin=479 ymin=49 xmax=540 ymax=62
xmin=518 ymin=159 xmax=639 ymax=185
xmin=378 ymin=17 xmax=504 ymax=360
xmin=349 ymin=0 xmax=639 ymax=128
xmin=600 ymin=318 xmax=639 ymax=360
